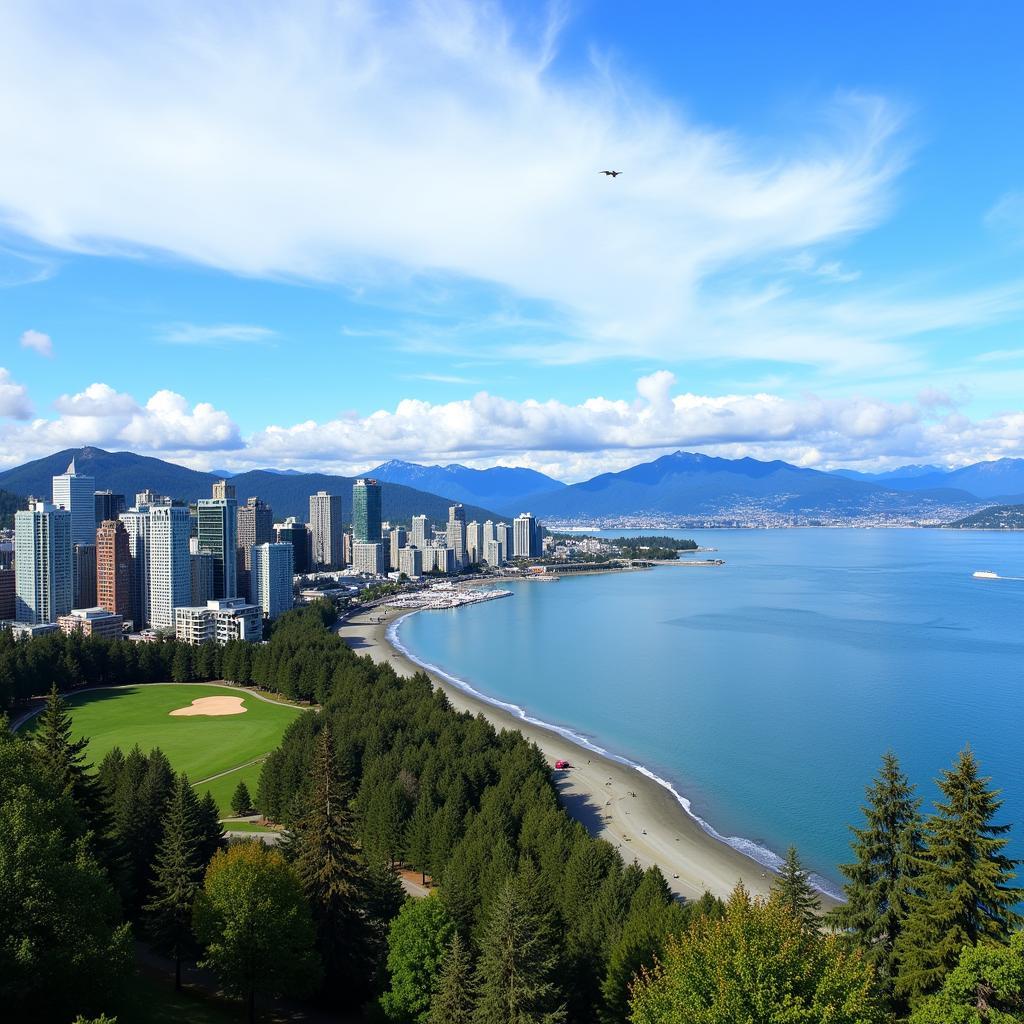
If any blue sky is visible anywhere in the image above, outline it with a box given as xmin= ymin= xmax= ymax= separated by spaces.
xmin=1 ymin=0 xmax=1023 ymax=480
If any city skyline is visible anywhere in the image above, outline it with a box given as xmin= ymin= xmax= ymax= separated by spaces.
xmin=2 ymin=3 xmax=1024 ymax=479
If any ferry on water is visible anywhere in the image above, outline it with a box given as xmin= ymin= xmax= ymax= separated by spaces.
xmin=973 ymin=570 xmax=1000 ymax=579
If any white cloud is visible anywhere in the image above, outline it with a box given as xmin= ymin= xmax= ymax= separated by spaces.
xmin=0 ymin=382 xmax=240 ymax=465
xmin=6 ymin=372 xmax=1024 ymax=477
xmin=158 ymin=323 xmax=276 ymax=346
xmin=985 ymin=191 xmax=1024 ymax=239
xmin=19 ymin=329 xmax=53 ymax=357
xmin=0 ymin=368 xmax=32 ymax=419
xmin=0 ymin=1 xmax=915 ymax=368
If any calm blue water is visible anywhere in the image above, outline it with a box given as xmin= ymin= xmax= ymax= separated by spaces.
xmin=396 ymin=529 xmax=1024 ymax=891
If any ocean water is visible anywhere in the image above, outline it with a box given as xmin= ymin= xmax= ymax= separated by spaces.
xmin=395 ymin=529 xmax=1024 ymax=892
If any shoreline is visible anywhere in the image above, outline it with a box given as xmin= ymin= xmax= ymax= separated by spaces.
xmin=337 ymin=603 xmax=839 ymax=906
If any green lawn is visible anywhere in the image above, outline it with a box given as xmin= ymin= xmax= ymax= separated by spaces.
xmin=197 ymin=758 xmax=269 ymax=815
xmin=29 ymin=683 xmax=304 ymax=786
xmin=221 ymin=820 xmax=282 ymax=834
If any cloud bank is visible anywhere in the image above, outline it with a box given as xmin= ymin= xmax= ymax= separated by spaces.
xmin=4 ymin=368 xmax=1024 ymax=480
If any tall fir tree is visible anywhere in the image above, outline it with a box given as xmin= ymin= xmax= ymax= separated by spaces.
xmin=430 ymin=932 xmax=476 ymax=1024
xmin=896 ymin=747 xmax=1023 ymax=1001
xmin=145 ymin=773 xmax=205 ymax=990
xmin=31 ymin=684 xmax=104 ymax=834
xmin=472 ymin=863 xmax=566 ymax=1024
xmin=196 ymin=789 xmax=226 ymax=866
xmin=829 ymin=751 xmax=923 ymax=998
xmin=772 ymin=845 xmax=821 ymax=931
xmin=231 ymin=779 xmax=254 ymax=817
xmin=288 ymin=720 xmax=372 ymax=1002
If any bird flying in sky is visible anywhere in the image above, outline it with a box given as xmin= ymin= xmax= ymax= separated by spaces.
xmin=599 ymin=170 xmax=622 ymax=177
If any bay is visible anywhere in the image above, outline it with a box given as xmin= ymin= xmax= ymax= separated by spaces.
xmin=396 ymin=528 xmax=1024 ymax=889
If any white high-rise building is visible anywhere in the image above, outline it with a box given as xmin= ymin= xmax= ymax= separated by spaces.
xmin=52 ymin=458 xmax=96 ymax=547
xmin=398 ymin=546 xmax=423 ymax=578
xmin=482 ymin=520 xmax=496 ymax=549
xmin=251 ymin=542 xmax=294 ymax=620
xmin=466 ymin=521 xmax=481 ymax=564
xmin=353 ymin=541 xmax=386 ymax=575
xmin=513 ymin=513 xmax=542 ymax=559
xmin=389 ymin=526 xmax=407 ymax=570
xmin=309 ymin=491 xmax=344 ymax=569
xmin=496 ymin=522 xmax=513 ymax=558
xmin=483 ymin=538 xmax=505 ymax=567
xmin=14 ymin=500 xmax=73 ymax=624
xmin=148 ymin=505 xmax=191 ymax=630
xmin=411 ymin=515 xmax=430 ymax=548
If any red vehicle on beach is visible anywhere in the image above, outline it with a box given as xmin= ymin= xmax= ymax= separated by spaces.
xmin=554 ymin=759 xmax=571 ymax=770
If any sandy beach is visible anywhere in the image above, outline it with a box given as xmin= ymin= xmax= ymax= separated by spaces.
xmin=337 ymin=603 xmax=824 ymax=905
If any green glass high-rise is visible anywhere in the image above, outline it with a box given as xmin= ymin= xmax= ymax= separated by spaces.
xmin=352 ymin=478 xmax=382 ymax=543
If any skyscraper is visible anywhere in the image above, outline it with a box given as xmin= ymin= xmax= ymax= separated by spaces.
xmin=275 ymin=517 xmax=313 ymax=574
xmin=73 ymin=543 xmax=97 ymax=608
xmin=190 ymin=551 xmax=215 ymax=605
xmin=237 ymin=496 xmax=273 ymax=570
xmin=411 ymin=514 xmax=430 ymax=549
xmin=352 ymin=478 xmax=382 ymax=544
xmin=148 ymin=505 xmax=191 ymax=631
xmin=197 ymin=482 xmax=238 ymax=599
xmin=52 ymin=458 xmax=96 ymax=546
xmin=466 ymin=521 xmax=481 ymax=564
xmin=389 ymin=526 xmax=407 ymax=570
xmin=496 ymin=522 xmax=513 ymax=558
xmin=251 ymin=542 xmax=294 ymax=620
xmin=96 ymin=518 xmax=132 ymax=619
xmin=15 ymin=500 xmax=73 ymax=624
xmin=120 ymin=507 xmax=152 ymax=627
xmin=447 ymin=504 xmax=466 ymax=567
xmin=352 ymin=541 xmax=386 ymax=575
xmin=94 ymin=490 xmax=126 ymax=526
xmin=309 ymin=491 xmax=344 ymax=569
xmin=513 ymin=512 xmax=542 ymax=558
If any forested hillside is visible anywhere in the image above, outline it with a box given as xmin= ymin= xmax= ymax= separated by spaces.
xmin=2 ymin=606 xmax=1021 ymax=1022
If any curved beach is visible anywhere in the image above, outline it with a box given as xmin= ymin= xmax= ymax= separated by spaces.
xmin=338 ymin=603 xmax=828 ymax=905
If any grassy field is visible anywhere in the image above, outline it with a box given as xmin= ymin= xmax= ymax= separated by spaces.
xmin=28 ymin=684 xmax=304 ymax=810
xmin=197 ymin=758 xmax=269 ymax=815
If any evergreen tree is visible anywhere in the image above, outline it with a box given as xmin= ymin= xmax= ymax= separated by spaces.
xmin=231 ymin=779 xmax=254 ymax=817
xmin=406 ymin=789 xmax=435 ymax=884
xmin=771 ymin=845 xmax=821 ymax=931
xmin=31 ymin=684 xmax=103 ymax=831
xmin=196 ymin=789 xmax=226 ymax=867
xmin=430 ymin=932 xmax=476 ymax=1024
xmin=829 ymin=751 xmax=923 ymax=996
xmin=473 ymin=864 xmax=566 ymax=1024
xmin=288 ymin=721 xmax=371 ymax=1000
xmin=145 ymin=773 xmax=204 ymax=990
xmin=896 ymin=748 xmax=1023 ymax=1001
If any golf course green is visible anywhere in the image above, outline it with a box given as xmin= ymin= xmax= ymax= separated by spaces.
xmin=28 ymin=683 xmax=305 ymax=812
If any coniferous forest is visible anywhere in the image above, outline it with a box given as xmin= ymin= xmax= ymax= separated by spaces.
xmin=1 ymin=603 xmax=1021 ymax=1023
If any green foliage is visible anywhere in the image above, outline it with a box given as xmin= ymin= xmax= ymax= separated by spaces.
xmin=772 ymin=845 xmax=821 ymax=931
xmin=0 ymin=728 xmax=133 ymax=1022
xmin=829 ymin=750 xmax=923 ymax=1001
xmin=473 ymin=864 xmax=567 ymax=1024
xmin=193 ymin=842 xmax=321 ymax=1022
xmin=380 ymin=893 xmax=456 ymax=1023
xmin=629 ymin=884 xmax=887 ymax=1024
xmin=909 ymin=931 xmax=1024 ymax=1023
xmin=287 ymin=720 xmax=377 ymax=1003
xmin=144 ymin=773 xmax=205 ymax=989
xmin=229 ymin=779 xmax=254 ymax=817
xmin=430 ymin=931 xmax=476 ymax=1024
xmin=896 ymin=748 xmax=1023 ymax=1001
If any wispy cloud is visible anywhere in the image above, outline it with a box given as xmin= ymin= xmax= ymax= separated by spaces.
xmin=19 ymin=328 xmax=53 ymax=357
xmin=985 ymin=191 xmax=1024 ymax=239
xmin=404 ymin=373 xmax=480 ymax=385
xmin=158 ymin=323 xmax=276 ymax=346
xmin=0 ymin=1 xmax=911 ymax=369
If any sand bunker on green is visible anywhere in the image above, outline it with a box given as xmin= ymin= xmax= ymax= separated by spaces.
xmin=34 ymin=683 xmax=303 ymax=790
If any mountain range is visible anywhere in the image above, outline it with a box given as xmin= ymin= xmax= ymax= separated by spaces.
xmin=4 ymin=447 xmax=1024 ymax=526
xmin=831 ymin=458 xmax=1024 ymax=498
xmin=0 ymin=448 xmax=503 ymax=526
